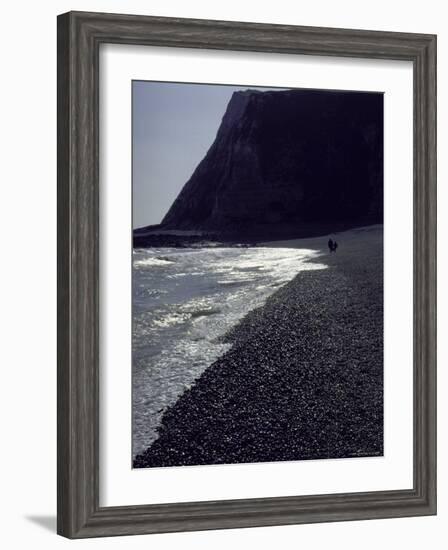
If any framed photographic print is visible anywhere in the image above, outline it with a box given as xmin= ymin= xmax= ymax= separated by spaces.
xmin=57 ymin=11 xmax=437 ymax=538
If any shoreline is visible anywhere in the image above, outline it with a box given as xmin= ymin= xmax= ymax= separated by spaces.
xmin=132 ymin=245 xmax=325 ymax=455
xmin=132 ymin=221 xmax=382 ymax=248
xmin=134 ymin=225 xmax=384 ymax=468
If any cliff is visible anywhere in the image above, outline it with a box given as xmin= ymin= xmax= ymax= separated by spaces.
xmin=160 ymin=89 xmax=383 ymax=237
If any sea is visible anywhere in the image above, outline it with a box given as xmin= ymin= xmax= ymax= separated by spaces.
xmin=132 ymin=244 xmax=326 ymax=457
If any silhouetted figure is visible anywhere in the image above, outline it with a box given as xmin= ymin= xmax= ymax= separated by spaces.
xmin=328 ymin=238 xmax=338 ymax=252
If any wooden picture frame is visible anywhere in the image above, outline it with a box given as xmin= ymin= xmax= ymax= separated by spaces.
xmin=57 ymin=11 xmax=437 ymax=538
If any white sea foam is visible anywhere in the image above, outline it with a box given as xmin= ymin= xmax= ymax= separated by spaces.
xmin=134 ymin=256 xmax=174 ymax=267
xmin=152 ymin=312 xmax=190 ymax=328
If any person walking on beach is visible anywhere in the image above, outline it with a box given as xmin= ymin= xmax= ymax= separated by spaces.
xmin=328 ymin=238 xmax=338 ymax=253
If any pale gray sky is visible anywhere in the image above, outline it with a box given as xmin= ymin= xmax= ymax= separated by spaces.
xmin=132 ymin=81 xmax=276 ymax=229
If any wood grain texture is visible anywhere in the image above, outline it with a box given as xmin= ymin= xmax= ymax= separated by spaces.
xmin=57 ymin=11 xmax=437 ymax=538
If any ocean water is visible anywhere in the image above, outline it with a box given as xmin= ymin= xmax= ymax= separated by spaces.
xmin=132 ymin=245 xmax=327 ymax=457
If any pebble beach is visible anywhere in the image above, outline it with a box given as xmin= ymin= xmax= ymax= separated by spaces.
xmin=133 ymin=225 xmax=384 ymax=468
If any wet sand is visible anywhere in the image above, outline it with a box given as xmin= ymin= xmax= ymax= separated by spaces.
xmin=134 ymin=225 xmax=383 ymax=468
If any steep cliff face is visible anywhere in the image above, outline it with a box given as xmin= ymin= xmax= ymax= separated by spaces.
xmin=161 ymin=89 xmax=383 ymax=235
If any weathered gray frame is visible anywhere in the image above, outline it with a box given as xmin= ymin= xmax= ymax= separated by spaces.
xmin=57 ymin=11 xmax=437 ymax=538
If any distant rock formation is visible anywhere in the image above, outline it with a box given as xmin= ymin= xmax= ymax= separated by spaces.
xmin=161 ymin=89 xmax=383 ymax=237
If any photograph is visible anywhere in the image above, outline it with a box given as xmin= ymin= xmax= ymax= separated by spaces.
xmin=131 ymin=81 xmax=384 ymax=469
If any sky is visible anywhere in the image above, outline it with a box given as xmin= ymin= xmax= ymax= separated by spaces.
xmin=132 ymin=81 xmax=276 ymax=229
